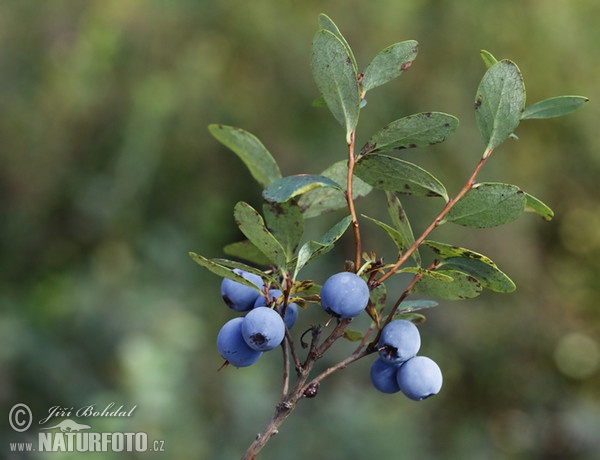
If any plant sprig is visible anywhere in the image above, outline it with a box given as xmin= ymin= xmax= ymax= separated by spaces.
xmin=190 ymin=13 xmax=588 ymax=459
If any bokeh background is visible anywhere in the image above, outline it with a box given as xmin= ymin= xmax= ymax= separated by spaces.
xmin=2 ymin=1 xmax=599 ymax=459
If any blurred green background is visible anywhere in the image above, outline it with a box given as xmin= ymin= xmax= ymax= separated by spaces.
xmin=2 ymin=1 xmax=599 ymax=459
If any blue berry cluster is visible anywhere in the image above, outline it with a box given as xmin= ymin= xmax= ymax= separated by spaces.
xmin=216 ymin=269 xmax=298 ymax=367
xmin=370 ymin=319 xmax=443 ymax=400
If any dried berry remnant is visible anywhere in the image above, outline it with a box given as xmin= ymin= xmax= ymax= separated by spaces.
xmin=303 ymin=382 xmax=320 ymax=398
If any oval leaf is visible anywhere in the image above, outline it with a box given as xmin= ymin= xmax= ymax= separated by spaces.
xmin=438 ymin=257 xmax=515 ymax=293
xmin=318 ymin=14 xmax=357 ymax=72
xmin=445 ymin=183 xmax=526 ymax=228
xmin=223 ymin=240 xmax=273 ymax=266
xmin=480 ymin=49 xmax=498 ymax=69
xmin=521 ymin=95 xmax=589 ymax=120
xmin=361 ymin=112 xmax=459 ymax=154
xmin=263 ymin=174 xmax=342 ymax=203
xmin=362 ymin=214 xmax=406 ymax=252
xmin=423 ymin=240 xmax=497 ymax=266
xmin=355 ymin=154 xmax=448 ymax=200
xmin=413 ymin=269 xmax=482 ymax=300
xmin=362 ymin=40 xmax=419 ymax=93
xmin=524 ymin=192 xmax=554 ymax=221
xmin=263 ymin=200 xmax=304 ymax=257
xmin=311 ymin=29 xmax=360 ymax=142
xmin=387 ymin=192 xmax=420 ymax=265
xmin=298 ymin=161 xmax=372 ymax=218
xmin=233 ymin=201 xmax=287 ymax=267
xmin=396 ymin=299 xmax=439 ymax=314
xmin=189 ymin=252 xmax=267 ymax=290
xmin=475 ymin=60 xmax=525 ymax=154
xmin=208 ymin=124 xmax=281 ymax=187
xmin=343 ymin=329 xmax=364 ymax=342
xmin=293 ymin=215 xmax=352 ymax=278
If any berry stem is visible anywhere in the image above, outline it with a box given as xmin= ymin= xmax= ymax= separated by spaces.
xmin=345 ymin=129 xmax=362 ymax=272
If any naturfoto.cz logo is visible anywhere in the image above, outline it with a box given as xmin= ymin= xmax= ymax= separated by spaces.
xmin=8 ymin=403 xmax=165 ymax=453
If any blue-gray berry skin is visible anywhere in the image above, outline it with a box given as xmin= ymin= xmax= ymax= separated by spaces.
xmin=216 ymin=317 xmax=262 ymax=367
xmin=370 ymin=357 xmax=401 ymax=394
xmin=320 ymin=272 xmax=369 ymax=318
xmin=253 ymin=289 xmax=299 ymax=329
xmin=378 ymin=319 xmax=421 ymax=364
xmin=281 ymin=304 xmax=298 ymax=329
xmin=242 ymin=307 xmax=285 ymax=351
xmin=396 ymin=356 xmax=443 ymax=401
xmin=221 ymin=269 xmax=263 ymax=312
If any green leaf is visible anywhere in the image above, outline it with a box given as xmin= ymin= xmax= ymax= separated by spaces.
xmin=298 ymin=161 xmax=372 ymax=218
xmin=189 ymin=252 xmax=266 ymax=291
xmin=474 ymin=60 xmax=526 ymax=154
xmin=223 ymin=240 xmax=273 ymax=266
xmin=318 ymin=13 xmax=357 ymax=72
xmin=400 ymin=266 xmax=453 ymax=282
xmin=438 ymin=257 xmax=516 ymax=293
xmin=362 ymin=40 xmax=419 ymax=93
xmin=395 ymin=299 xmax=438 ymax=314
xmin=362 ymin=214 xmax=406 ymax=252
xmin=445 ymin=182 xmax=526 ymax=228
xmin=480 ymin=49 xmax=498 ymax=69
xmin=233 ymin=202 xmax=287 ymax=267
xmin=394 ymin=313 xmax=427 ymax=324
xmin=312 ymin=95 xmax=327 ymax=107
xmin=208 ymin=124 xmax=282 ymax=187
xmin=343 ymin=329 xmax=364 ymax=342
xmin=361 ymin=112 xmax=459 ymax=154
xmin=311 ymin=29 xmax=361 ymax=143
xmin=370 ymin=283 xmax=387 ymax=310
xmin=521 ymin=95 xmax=589 ymax=120
xmin=263 ymin=174 xmax=342 ymax=203
xmin=294 ymin=215 xmax=352 ymax=278
xmin=413 ymin=269 xmax=482 ymax=300
xmin=263 ymin=201 xmax=304 ymax=257
xmin=524 ymin=192 xmax=554 ymax=221
xmin=386 ymin=192 xmax=420 ymax=265
xmin=210 ymin=258 xmax=276 ymax=283
xmin=355 ymin=154 xmax=448 ymax=200
xmin=423 ymin=240 xmax=497 ymax=266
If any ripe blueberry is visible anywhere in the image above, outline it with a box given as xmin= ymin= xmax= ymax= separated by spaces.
xmin=216 ymin=317 xmax=262 ymax=367
xmin=396 ymin=356 xmax=443 ymax=401
xmin=253 ymin=289 xmax=299 ymax=329
xmin=378 ymin=319 xmax=421 ymax=364
xmin=242 ymin=306 xmax=285 ymax=351
xmin=370 ymin=357 xmax=401 ymax=394
xmin=221 ymin=269 xmax=263 ymax=311
xmin=320 ymin=272 xmax=369 ymax=318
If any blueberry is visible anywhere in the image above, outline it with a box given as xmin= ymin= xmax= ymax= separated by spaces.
xmin=396 ymin=356 xmax=443 ymax=401
xmin=216 ymin=317 xmax=262 ymax=367
xmin=241 ymin=307 xmax=285 ymax=351
xmin=370 ymin=357 xmax=401 ymax=394
xmin=254 ymin=289 xmax=299 ymax=329
xmin=221 ymin=269 xmax=263 ymax=311
xmin=281 ymin=303 xmax=298 ymax=330
xmin=320 ymin=272 xmax=369 ymax=318
xmin=378 ymin=319 xmax=421 ymax=364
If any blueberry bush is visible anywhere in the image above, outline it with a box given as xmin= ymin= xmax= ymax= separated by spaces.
xmin=190 ymin=14 xmax=587 ymax=459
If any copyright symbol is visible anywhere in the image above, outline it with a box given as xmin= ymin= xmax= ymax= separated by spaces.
xmin=9 ymin=403 xmax=32 ymax=432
